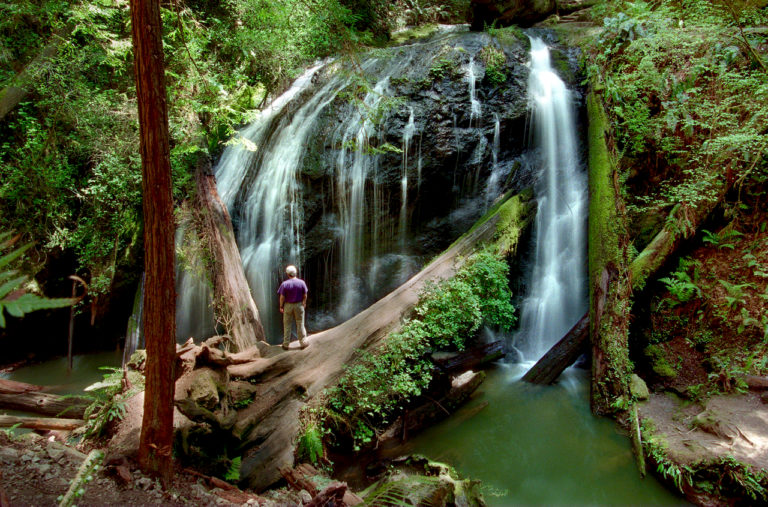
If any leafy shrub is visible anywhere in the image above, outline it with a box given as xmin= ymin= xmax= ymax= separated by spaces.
xmin=324 ymin=250 xmax=515 ymax=449
xmin=479 ymin=46 xmax=506 ymax=87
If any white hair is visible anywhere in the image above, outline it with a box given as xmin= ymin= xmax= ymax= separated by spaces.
xmin=285 ymin=265 xmax=298 ymax=277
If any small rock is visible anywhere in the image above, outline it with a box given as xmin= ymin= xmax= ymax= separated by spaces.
xmin=32 ymin=463 xmax=51 ymax=475
xmin=136 ymin=477 xmax=153 ymax=490
xmin=0 ymin=447 xmax=19 ymax=464
xmin=43 ymin=472 xmax=56 ymax=481
xmin=298 ymin=490 xmax=313 ymax=504
xmin=20 ymin=452 xmax=34 ymax=463
xmin=46 ymin=442 xmax=65 ymax=461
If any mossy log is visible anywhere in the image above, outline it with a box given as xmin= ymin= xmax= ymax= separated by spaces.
xmin=193 ymin=162 xmax=268 ymax=353
xmin=529 ymin=91 xmax=739 ymax=406
xmin=173 ymin=191 xmax=532 ymax=492
xmin=587 ymin=91 xmax=632 ymax=416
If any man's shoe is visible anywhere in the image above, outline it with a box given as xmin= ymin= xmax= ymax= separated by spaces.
xmin=281 ymin=343 xmax=290 ymax=350
xmin=299 ymin=341 xmax=308 ymax=349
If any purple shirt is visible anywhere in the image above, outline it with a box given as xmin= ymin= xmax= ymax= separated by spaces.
xmin=278 ymin=277 xmax=308 ymax=304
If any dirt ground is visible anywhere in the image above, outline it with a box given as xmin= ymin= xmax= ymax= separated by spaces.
xmin=0 ymin=432 xmax=310 ymax=506
xmin=639 ymin=392 xmax=768 ymax=471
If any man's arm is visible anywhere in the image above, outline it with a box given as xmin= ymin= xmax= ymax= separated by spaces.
xmin=302 ymin=292 xmax=307 ymax=308
xmin=279 ymin=294 xmax=285 ymax=314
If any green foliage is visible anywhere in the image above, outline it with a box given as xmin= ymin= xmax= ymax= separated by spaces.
xmin=0 ymin=231 xmax=74 ymax=327
xmin=297 ymin=424 xmax=324 ymax=464
xmin=586 ymin=0 xmax=768 ymax=215
xmin=224 ymin=456 xmax=241 ymax=483
xmin=658 ymin=256 xmax=701 ymax=308
xmin=2 ymin=0 xmax=386 ymax=302
xmin=325 ymin=250 xmax=515 ymax=449
xmin=479 ymin=46 xmax=506 ymax=87
xmin=82 ymin=366 xmax=142 ymax=438
xmin=702 ymin=228 xmax=743 ymax=249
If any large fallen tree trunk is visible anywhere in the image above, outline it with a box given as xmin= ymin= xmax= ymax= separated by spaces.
xmin=0 ymin=391 xmax=90 ymax=419
xmin=220 ymin=192 xmax=532 ymax=491
xmin=0 ymin=415 xmax=84 ymax=431
xmin=191 ymin=162 xmax=268 ymax=354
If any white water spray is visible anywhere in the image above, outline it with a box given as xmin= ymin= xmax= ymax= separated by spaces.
xmin=465 ymin=56 xmax=482 ymax=126
xmin=516 ymin=37 xmax=587 ymax=361
xmin=400 ymin=108 xmax=416 ymax=246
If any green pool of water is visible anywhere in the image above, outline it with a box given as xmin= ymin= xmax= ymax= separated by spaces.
xmin=396 ymin=364 xmax=688 ymax=506
xmin=1 ymin=350 xmax=122 ymax=395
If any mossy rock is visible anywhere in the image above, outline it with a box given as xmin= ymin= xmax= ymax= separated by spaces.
xmin=644 ymin=345 xmax=677 ymax=379
xmin=630 ymin=373 xmax=650 ymax=400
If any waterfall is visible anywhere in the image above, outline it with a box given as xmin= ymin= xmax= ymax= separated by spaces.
xmin=485 ymin=114 xmax=502 ymax=207
xmin=515 ymin=37 xmax=587 ymax=361
xmin=465 ymin=56 xmax=482 ymax=126
xmin=399 ymin=108 xmax=416 ymax=248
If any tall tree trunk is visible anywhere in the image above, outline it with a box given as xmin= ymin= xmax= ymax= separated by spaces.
xmin=129 ymin=0 xmax=176 ymax=486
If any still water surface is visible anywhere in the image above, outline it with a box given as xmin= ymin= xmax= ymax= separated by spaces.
xmin=398 ymin=364 xmax=688 ymax=506
xmin=1 ymin=350 xmax=122 ymax=395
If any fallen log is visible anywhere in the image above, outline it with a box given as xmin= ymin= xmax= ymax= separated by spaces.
xmin=0 ymin=415 xmax=84 ymax=431
xmin=0 ymin=378 xmax=48 ymax=394
xmin=521 ymin=314 xmax=588 ymax=384
xmin=431 ymin=340 xmax=504 ymax=373
xmin=0 ymin=392 xmax=89 ymax=419
xmin=378 ymin=370 xmax=486 ymax=449
xmin=227 ymin=191 xmax=532 ymax=491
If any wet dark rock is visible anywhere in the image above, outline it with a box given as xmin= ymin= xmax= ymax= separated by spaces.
xmin=470 ymin=0 xmax=556 ymax=29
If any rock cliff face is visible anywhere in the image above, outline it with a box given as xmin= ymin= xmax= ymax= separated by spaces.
xmin=286 ymin=28 xmax=536 ymax=330
xmin=470 ymin=0 xmax=556 ymax=30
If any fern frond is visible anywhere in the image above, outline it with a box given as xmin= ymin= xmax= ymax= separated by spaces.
xmin=0 ymin=241 xmax=33 ymax=270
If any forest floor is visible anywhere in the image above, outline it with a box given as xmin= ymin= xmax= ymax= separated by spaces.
xmin=0 ymin=431 xmax=310 ymax=506
xmin=633 ymin=212 xmax=768 ymax=502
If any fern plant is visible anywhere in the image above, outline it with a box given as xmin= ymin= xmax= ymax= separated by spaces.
xmin=0 ymin=231 xmax=74 ymax=327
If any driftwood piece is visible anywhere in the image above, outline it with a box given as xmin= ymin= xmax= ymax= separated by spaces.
xmin=279 ymin=463 xmax=320 ymax=496
xmin=521 ymin=314 xmax=589 ymax=384
xmin=745 ymin=375 xmax=768 ymax=390
xmin=0 ymin=391 xmax=89 ymax=419
xmin=307 ymin=483 xmax=348 ymax=507
xmin=194 ymin=165 xmax=268 ymax=353
xmin=0 ymin=415 xmax=84 ymax=431
xmin=432 ymin=341 xmax=504 ymax=373
xmin=0 ymin=379 xmax=48 ymax=394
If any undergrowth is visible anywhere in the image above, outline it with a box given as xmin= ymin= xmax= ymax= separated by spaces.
xmin=314 ymin=250 xmax=515 ymax=451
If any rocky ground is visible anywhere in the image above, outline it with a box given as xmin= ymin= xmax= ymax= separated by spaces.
xmin=0 ymin=432 xmax=315 ymax=506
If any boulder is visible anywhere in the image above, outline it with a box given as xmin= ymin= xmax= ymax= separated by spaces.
xmin=470 ymin=0 xmax=556 ymax=30
xmin=630 ymin=373 xmax=650 ymax=401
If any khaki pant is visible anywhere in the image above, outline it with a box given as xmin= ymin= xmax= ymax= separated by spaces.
xmin=283 ymin=302 xmax=307 ymax=346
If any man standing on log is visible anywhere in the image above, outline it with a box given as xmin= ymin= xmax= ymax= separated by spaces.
xmin=278 ymin=265 xmax=308 ymax=350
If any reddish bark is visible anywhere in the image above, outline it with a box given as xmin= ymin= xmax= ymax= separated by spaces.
xmin=129 ymin=0 xmax=176 ymax=487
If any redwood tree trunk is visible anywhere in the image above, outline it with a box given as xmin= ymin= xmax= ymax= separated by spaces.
xmin=129 ymin=0 xmax=176 ymax=486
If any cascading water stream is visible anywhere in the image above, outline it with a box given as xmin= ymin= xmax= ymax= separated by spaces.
xmin=399 ymin=108 xmax=416 ymax=248
xmin=465 ymin=56 xmax=481 ymax=126
xmin=514 ymin=37 xmax=587 ymax=361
